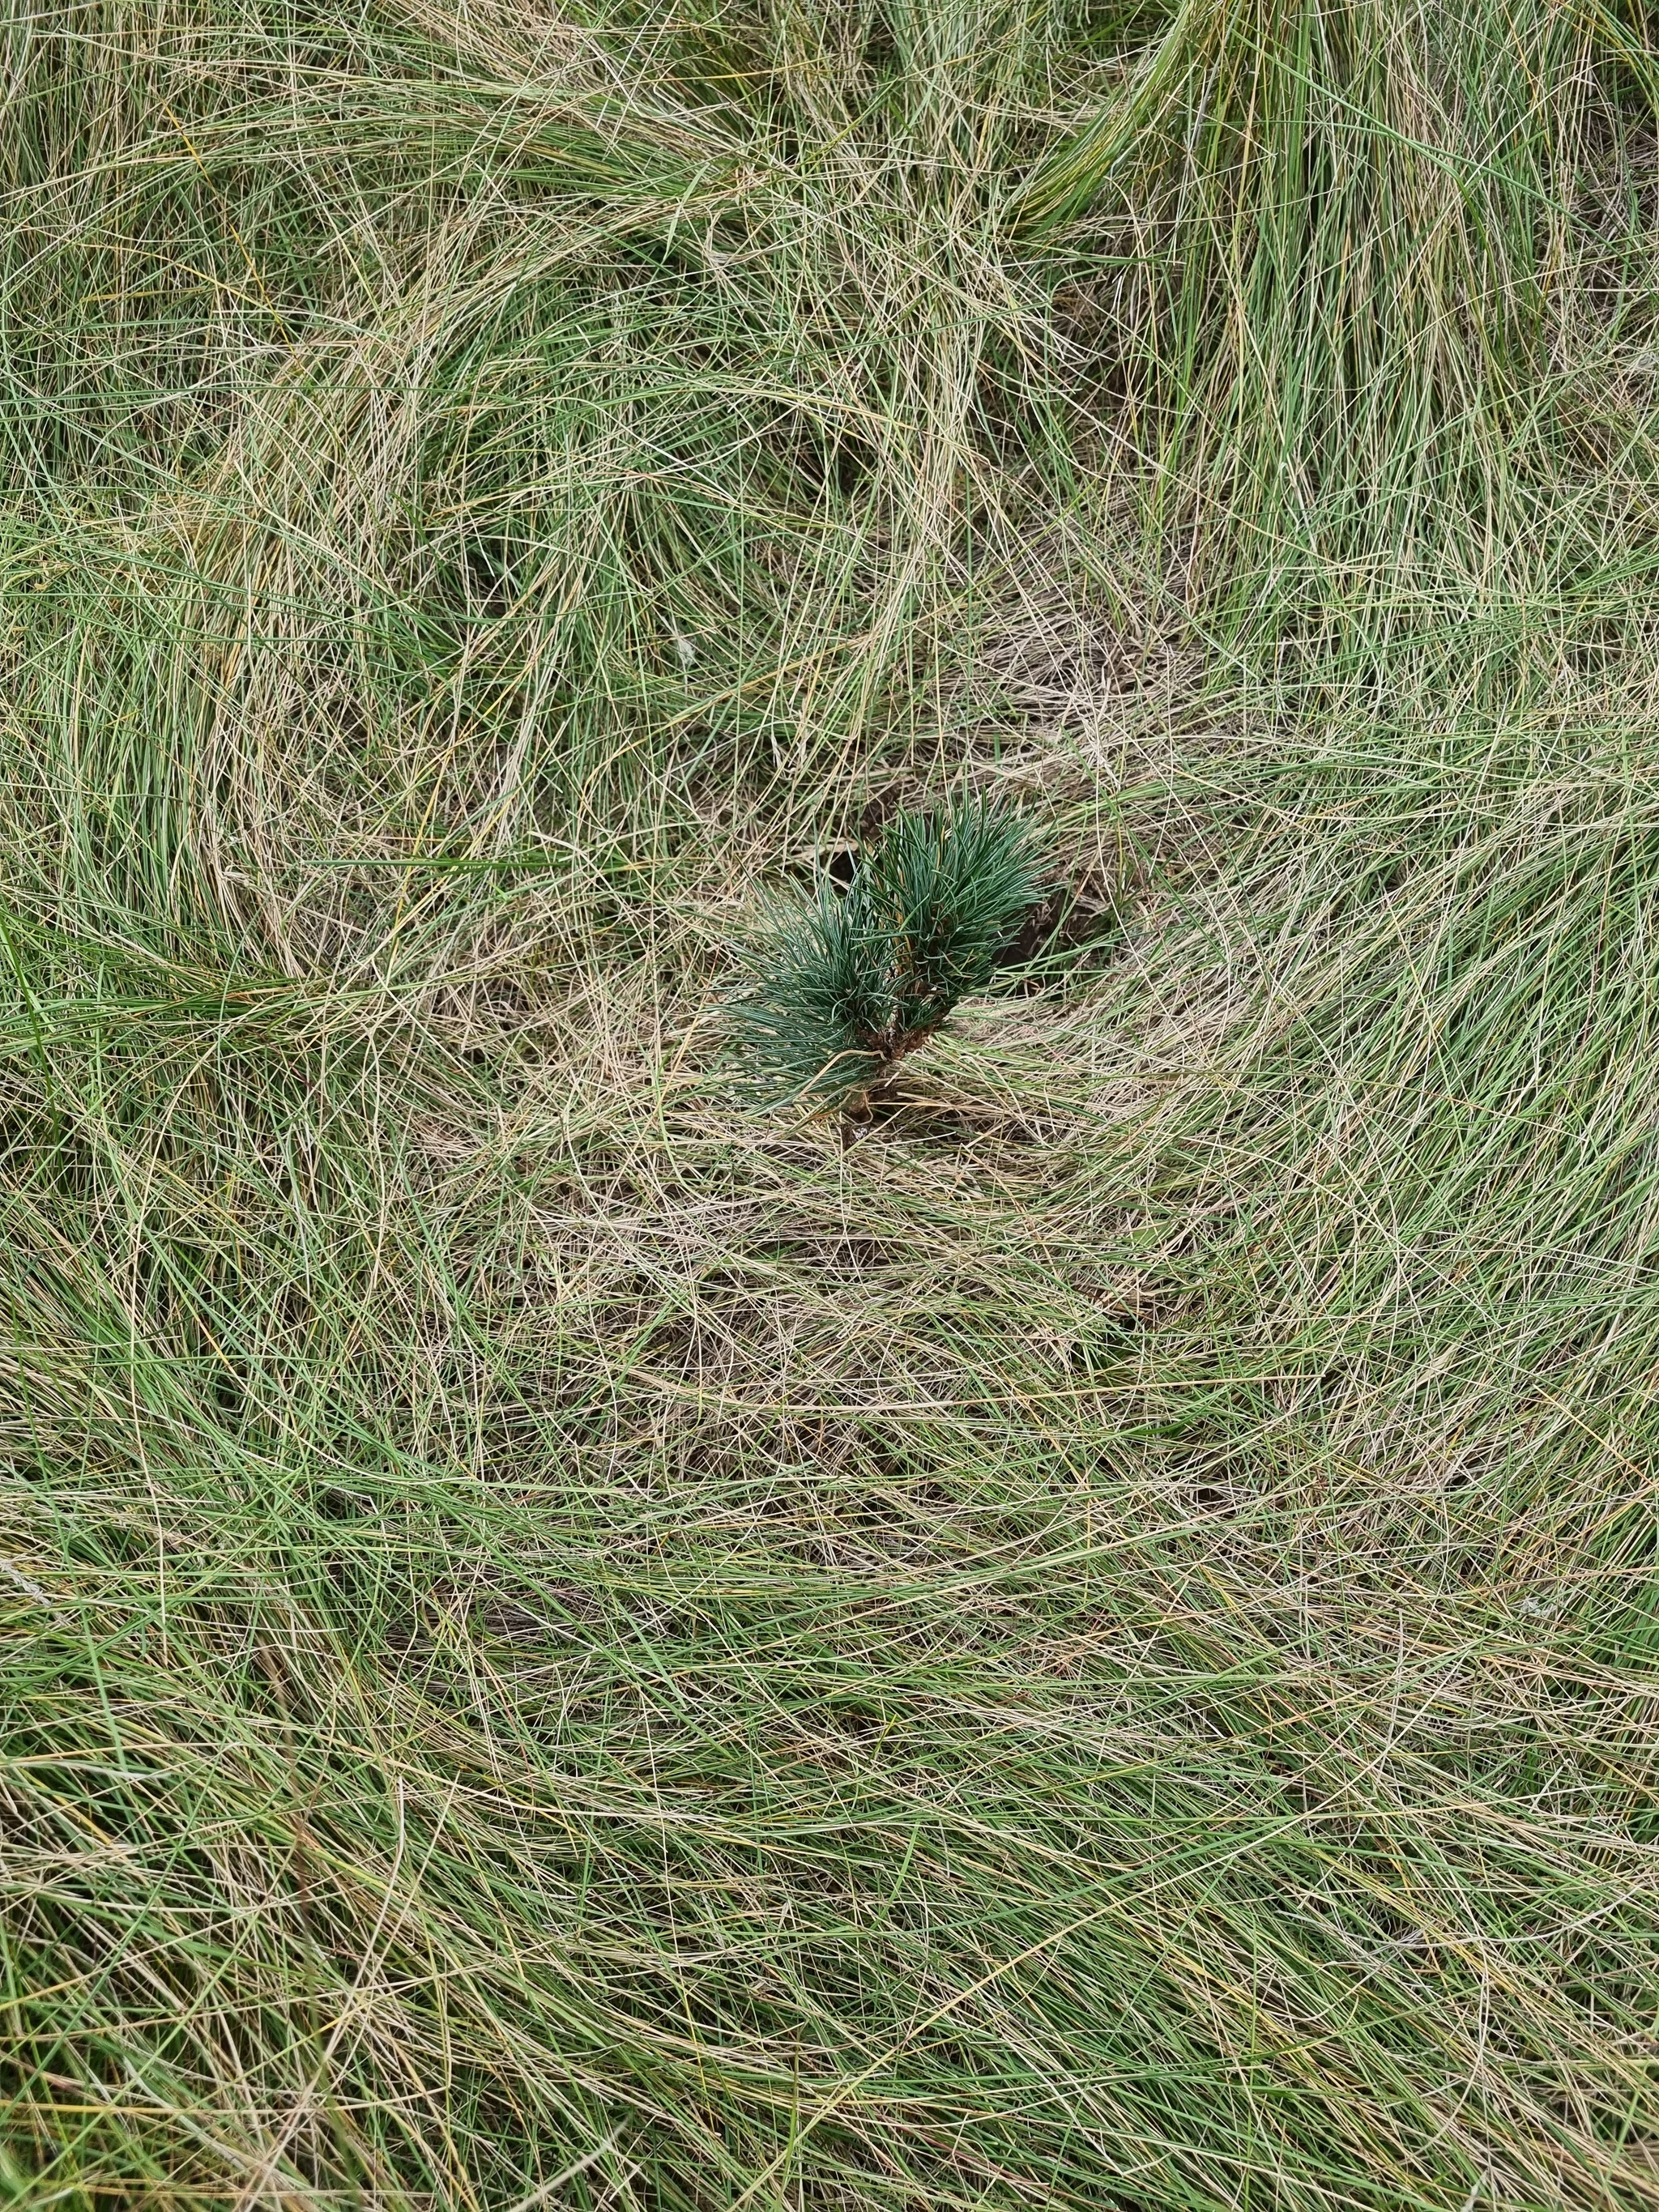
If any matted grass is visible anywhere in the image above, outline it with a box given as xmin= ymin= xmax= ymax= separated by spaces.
xmin=3 ymin=2 xmax=1659 ymax=2206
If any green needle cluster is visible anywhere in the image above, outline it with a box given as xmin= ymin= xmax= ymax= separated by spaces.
xmin=731 ymin=799 xmax=1047 ymax=1108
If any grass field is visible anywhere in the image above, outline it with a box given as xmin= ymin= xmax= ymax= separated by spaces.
xmin=5 ymin=2 xmax=1659 ymax=2205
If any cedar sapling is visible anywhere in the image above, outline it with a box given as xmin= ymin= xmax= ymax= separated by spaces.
xmin=731 ymin=796 xmax=1050 ymax=1111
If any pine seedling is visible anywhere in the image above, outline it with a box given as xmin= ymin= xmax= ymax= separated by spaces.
xmin=731 ymin=797 xmax=1048 ymax=1110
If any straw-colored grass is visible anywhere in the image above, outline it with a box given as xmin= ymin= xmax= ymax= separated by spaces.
xmin=3 ymin=3 xmax=1659 ymax=2206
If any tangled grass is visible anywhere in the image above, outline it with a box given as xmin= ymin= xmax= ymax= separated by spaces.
xmin=3 ymin=2 xmax=1659 ymax=2206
